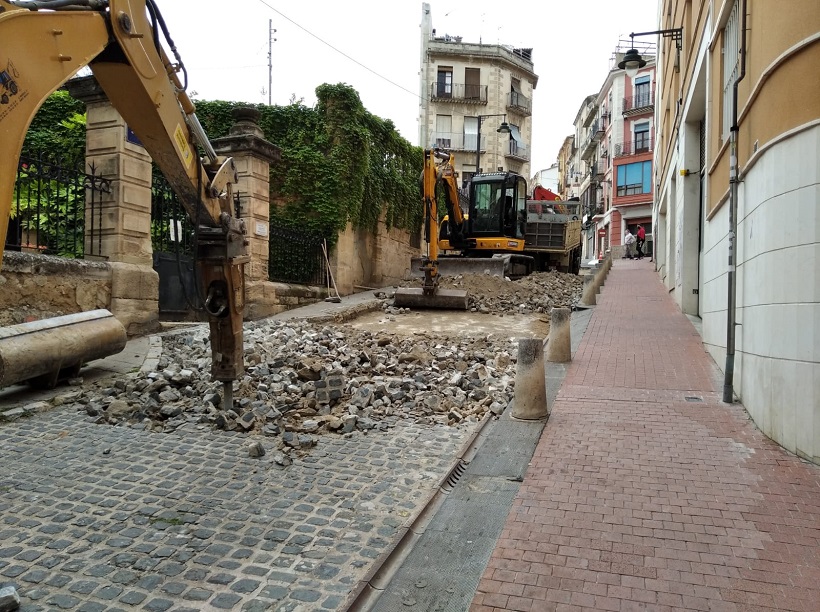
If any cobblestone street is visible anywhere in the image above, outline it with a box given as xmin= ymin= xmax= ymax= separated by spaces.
xmin=0 ymin=407 xmax=473 ymax=611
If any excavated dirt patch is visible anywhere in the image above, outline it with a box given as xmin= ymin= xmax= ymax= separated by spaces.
xmin=348 ymin=310 xmax=549 ymax=340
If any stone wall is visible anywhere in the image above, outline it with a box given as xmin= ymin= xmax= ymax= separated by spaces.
xmin=333 ymin=218 xmax=419 ymax=294
xmin=0 ymin=252 xmax=111 ymax=326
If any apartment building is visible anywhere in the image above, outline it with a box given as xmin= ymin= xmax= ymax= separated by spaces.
xmin=570 ymin=48 xmax=656 ymax=261
xmin=652 ymin=0 xmax=820 ymax=463
xmin=418 ymin=3 xmax=538 ymax=186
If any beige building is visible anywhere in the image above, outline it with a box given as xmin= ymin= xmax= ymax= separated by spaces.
xmin=556 ymin=135 xmax=575 ymax=199
xmin=418 ymin=3 xmax=537 ymax=185
xmin=652 ymin=0 xmax=820 ymax=463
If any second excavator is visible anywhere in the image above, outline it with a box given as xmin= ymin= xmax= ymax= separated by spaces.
xmin=393 ymin=149 xmax=469 ymax=310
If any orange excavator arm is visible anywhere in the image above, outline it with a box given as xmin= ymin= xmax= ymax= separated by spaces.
xmin=0 ymin=0 xmax=247 ymax=401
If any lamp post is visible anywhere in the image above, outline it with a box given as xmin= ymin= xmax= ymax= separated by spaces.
xmin=618 ymin=28 xmax=683 ymax=76
xmin=474 ymin=114 xmax=510 ymax=176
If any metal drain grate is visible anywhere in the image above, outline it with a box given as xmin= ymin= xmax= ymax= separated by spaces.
xmin=441 ymin=460 xmax=467 ymax=492
xmin=684 ymin=396 xmax=703 ymax=403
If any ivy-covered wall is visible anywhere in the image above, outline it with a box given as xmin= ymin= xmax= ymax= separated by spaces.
xmin=23 ymin=83 xmax=423 ymax=249
xmin=193 ymin=83 xmax=423 ymax=247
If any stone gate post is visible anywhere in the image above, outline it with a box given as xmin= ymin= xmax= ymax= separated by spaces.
xmin=212 ymin=107 xmax=309 ymax=319
xmin=66 ymin=76 xmax=159 ymax=335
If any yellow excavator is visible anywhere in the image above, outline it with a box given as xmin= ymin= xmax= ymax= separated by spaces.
xmin=0 ymin=0 xmax=246 ymax=408
xmin=393 ymin=149 xmax=468 ymax=309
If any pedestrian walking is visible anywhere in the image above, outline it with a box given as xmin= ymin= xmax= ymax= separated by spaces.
xmin=636 ymin=224 xmax=646 ymax=259
xmin=623 ymin=229 xmax=635 ymax=259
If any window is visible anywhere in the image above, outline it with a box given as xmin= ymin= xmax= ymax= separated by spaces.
xmin=634 ymin=75 xmax=651 ymax=107
xmin=634 ymin=122 xmax=650 ymax=152
xmin=722 ymin=1 xmax=739 ymax=141
xmin=616 ymin=161 xmax=652 ymax=196
xmin=436 ymin=67 xmax=453 ymax=98
xmin=465 ymin=68 xmax=480 ymax=99
xmin=471 ymin=181 xmax=505 ymax=233
xmin=435 ymin=114 xmax=451 ymax=148
xmin=464 ymin=116 xmax=478 ymax=150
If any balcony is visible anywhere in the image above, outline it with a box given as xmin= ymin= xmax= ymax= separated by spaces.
xmin=614 ymin=138 xmax=653 ymax=158
xmin=582 ymin=100 xmax=599 ymax=127
xmin=505 ymin=139 xmax=530 ymax=161
xmin=622 ymin=89 xmax=655 ymax=116
xmin=588 ymin=160 xmax=607 ymax=180
xmin=430 ymin=82 xmax=488 ymax=104
xmin=506 ymin=91 xmax=532 ymax=116
xmin=431 ymin=131 xmax=483 ymax=151
xmin=580 ymin=121 xmax=604 ymax=160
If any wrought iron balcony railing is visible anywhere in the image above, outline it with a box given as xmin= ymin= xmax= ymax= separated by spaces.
xmin=506 ymin=91 xmax=532 ymax=115
xmin=580 ymin=121 xmax=604 ymax=160
xmin=622 ymin=89 xmax=655 ymax=114
xmin=431 ymin=131 xmax=482 ymax=151
xmin=430 ymin=82 xmax=488 ymax=104
xmin=505 ymin=140 xmax=530 ymax=161
xmin=614 ymin=138 xmax=653 ymax=157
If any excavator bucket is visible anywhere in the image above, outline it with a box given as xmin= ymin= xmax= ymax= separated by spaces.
xmin=409 ymin=256 xmax=507 ymax=278
xmin=393 ymin=286 xmax=469 ymax=310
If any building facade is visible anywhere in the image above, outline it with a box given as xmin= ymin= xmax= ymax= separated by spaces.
xmin=653 ymin=0 xmax=820 ymax=463
xmin=572 ymin=49 xmax=657 ymax=261
xmin=418 ymin=3 xmax=537 ymax=186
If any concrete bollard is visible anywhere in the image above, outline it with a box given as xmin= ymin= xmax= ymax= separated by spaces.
xmin=546 ymin=308 xmax=572 ymax=362
xmin=511 ymin=338 xmax=548 ymax=420
xmin=581 ymin=273 xmax=596 ymax=306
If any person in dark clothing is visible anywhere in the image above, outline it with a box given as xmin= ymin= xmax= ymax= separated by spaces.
xmin=635 ymin=224 xmax=646 ymax=259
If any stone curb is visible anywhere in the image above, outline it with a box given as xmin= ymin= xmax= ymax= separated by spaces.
xmin=342 ymin=410 xmax=496 ymax=611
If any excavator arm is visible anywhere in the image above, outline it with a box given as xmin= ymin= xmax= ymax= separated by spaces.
xmin=0 ymin=0 xmax=247 ymax=399
xmin=392 ymin=149 xmax=468 ymax=310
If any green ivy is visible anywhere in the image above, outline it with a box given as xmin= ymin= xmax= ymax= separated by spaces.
xmin=22 ymin=89 xmax=86 ymax=160
xmin=194 ymin=83 xmax=423 ymax=246
xmin=22 ymin=84 xmax=423 ymax=251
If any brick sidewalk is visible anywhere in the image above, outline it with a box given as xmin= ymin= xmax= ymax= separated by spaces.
xmin=472 ymin=259 xmax=820 ymax=612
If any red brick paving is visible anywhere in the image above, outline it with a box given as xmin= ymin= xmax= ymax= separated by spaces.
xmin=472 ymin=260 xmax=820 ymax=612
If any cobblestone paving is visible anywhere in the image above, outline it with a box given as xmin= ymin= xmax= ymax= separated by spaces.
xmin=0 ymin=408 xmax=473 ymax=611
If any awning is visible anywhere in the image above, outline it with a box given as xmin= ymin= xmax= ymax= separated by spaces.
xmin=508 ymin=124 xmax=523 ymax=145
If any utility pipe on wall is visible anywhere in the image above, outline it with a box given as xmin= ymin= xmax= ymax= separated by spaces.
xmin=723 ymin=0 xmax=747 ymax=404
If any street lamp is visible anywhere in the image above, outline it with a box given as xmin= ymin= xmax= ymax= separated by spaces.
xmin=475 ymin=114 xmax=510 ymax=175
xmin=618 ymin=28 xmax=683 ymax=76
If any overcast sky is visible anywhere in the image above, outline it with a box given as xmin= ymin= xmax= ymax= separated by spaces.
xmin=156 ymin=0 xmax=659 ymax=177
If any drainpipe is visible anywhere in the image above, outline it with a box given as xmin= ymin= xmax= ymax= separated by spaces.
xmin=723 ymin=0 xmax=747 ymax=404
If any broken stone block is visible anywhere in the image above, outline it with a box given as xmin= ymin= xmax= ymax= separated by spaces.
xmin=0 ymin=585 xmax=20 ymax=612
xmin=248 ymin=441 xmax=265 ymax=458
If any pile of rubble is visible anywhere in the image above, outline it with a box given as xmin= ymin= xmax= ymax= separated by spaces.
xmin=392 ymin=271 xmax=583 ymax=315
xmin=77 ymin=320 xmax=518 ymax=451
xmin=68 ymin=270 xmax=582 ymax=455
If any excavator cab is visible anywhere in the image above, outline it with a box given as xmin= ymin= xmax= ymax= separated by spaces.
xmin=468 ymin=172 xmax=527 ymax=240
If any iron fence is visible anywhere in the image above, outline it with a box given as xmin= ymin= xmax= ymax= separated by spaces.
xmin=268 ymin=223 xmax=327 ymax=286
xmin=6 ymin=152 xmax=109 ymax=258
xmin=150 ymin=172 xmax=195 ymax=255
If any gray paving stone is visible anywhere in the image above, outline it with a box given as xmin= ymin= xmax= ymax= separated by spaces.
xmin=142 ymin=598 xmax=174 ymax=611
xmin=95 ymin=585 xmax=123 ymax=600
xmin=45 ymin=593 xmax=81 ymax=609
xmin=182 ymin=587 xmax=212 ymax=601
xmin=119 ymin=590 xmax=147 ymax=605
xmin=0 ymin=402 xmax=472 ymax=611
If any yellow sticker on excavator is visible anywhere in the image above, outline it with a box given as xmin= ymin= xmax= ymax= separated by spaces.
xmin=174 ymin=124 xmax=193 ymax=169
